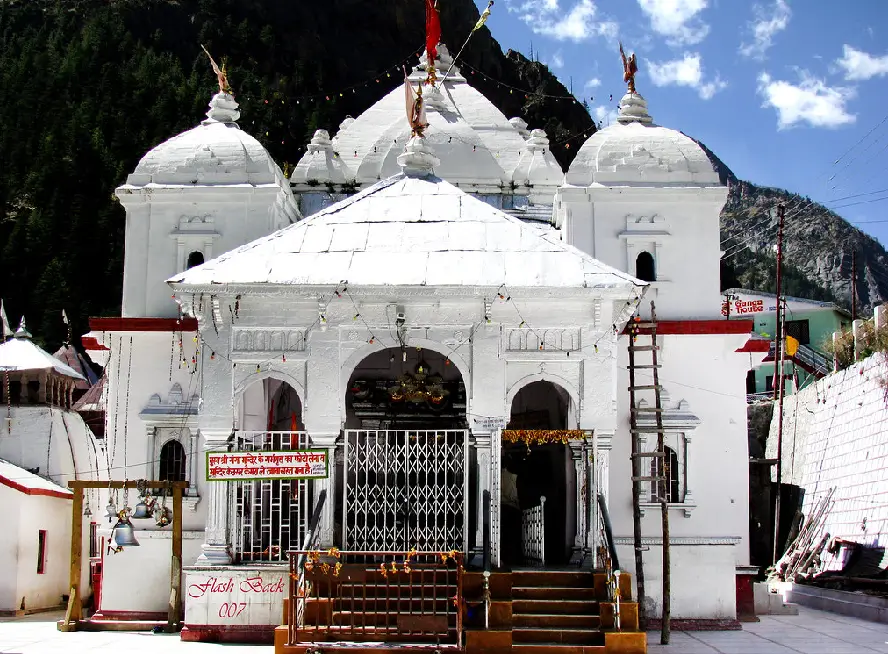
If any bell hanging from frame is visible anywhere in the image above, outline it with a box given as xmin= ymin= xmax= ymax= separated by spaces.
xmin=111 ymin=514 xmax=140 ymax=548
xmin=105 ymin=501 xmax=118 ymax=522
xmin=83 ymin=503 xmax=92 ymax=518
xmin=131 ymin=498 xmax=152 ymax=519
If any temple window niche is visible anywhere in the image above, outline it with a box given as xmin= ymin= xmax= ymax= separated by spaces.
xmin=186 ymin=251 xmax=205 ymax=269
xmin=635 ymin=251 xmax=656 ymax=282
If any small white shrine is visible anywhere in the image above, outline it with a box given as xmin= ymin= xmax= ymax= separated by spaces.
xmin=80 ymin=43 xmax=765 ymax=641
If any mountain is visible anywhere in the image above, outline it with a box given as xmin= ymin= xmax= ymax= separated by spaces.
xmin=0 ymin=0 xmax=882 ymax=353
xmin=0 ymin=0 xmax=594 ymax=348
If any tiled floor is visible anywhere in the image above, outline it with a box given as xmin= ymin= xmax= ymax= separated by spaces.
xmin=647 ymin=607 xmax=888 ymax=653
xmin=1 ymin=606 xmax=887 ymax=653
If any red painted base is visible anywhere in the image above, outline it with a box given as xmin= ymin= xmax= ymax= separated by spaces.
xmin=645 ymin=618 xmax=741 ymax=631
xmin=181 ymin=624 xmax=275 ymax=644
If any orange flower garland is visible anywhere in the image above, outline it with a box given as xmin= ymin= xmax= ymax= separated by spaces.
xmin=501 ymin=429 xmax=588 ymax=446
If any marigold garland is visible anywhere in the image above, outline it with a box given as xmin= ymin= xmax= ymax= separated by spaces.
xmin=501 ymin=429 xmax=588 ymax=446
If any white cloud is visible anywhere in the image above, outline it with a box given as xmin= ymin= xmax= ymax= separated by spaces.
xmin=646 ymin=52 xmax=726 ymax=99
xmin=757 ymin=72 xmax=856 ymax=129
xmin=637 ymin=0 xmax=709 ymax=46
xmin=585 ymin=77 xmax=601 ymax=89
xmin=508 ymin=0 xmax=618 ymax=42
xmin=835 ymin=44 xmax=888 ymax=81
xmin=593 ymin=104 xmax=619 ymax=127
xmin=738 ymin=0 xmax=791 ymax=60
xmin=551 ymin=51 xmax=565 ymax=68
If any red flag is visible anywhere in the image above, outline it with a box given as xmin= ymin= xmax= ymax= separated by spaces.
xmin=426 ymin=0 xmax=440 ymax=63
xmin=289 ymin=412 xmax=300 ymax=449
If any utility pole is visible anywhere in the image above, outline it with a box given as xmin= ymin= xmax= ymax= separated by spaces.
xmin=772 ymin=203 xmax=786 ymax=566
xmin=851 ymin=251 xmax=857 ymax=321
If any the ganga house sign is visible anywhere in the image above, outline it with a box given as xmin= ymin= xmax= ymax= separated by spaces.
xmin=206 ymin=450 xmax=328 ymax=480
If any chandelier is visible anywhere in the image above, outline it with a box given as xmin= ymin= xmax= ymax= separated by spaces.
xmin=387 ymin=360 xmax=449 ymax=405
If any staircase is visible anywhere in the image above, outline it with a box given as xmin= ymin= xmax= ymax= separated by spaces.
xmin=511 ymin=570 xmax=604 ymax=653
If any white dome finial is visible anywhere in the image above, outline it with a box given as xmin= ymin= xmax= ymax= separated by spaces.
xmin=203 ymin=92 xmax=241 ymax=125
xmin=14 ymin=316 xmax=32 ymax=340
xmin=398 ymin=137 xmax=440 ymax=176
xmin=617 ymin=92 xmax=653 ymax=125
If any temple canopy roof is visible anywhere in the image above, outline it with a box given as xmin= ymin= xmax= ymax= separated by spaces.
xmin=566 ymin=93 xmax=720 ymax=187
xmin=0 ymin=319 xmax=85 ymax=380
xmin=170 ymin=138 xmax=642 ymax=292
xmin=291 ymin=45 xmax=564 ymax=194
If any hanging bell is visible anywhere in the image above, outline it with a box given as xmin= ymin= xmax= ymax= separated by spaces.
xmin=105 ymin=501 xmax=118 ymax=522
xmin=131 ymin=499 xmax=152 ymax=519
xmin=155 ymin=506 xmax=172 ymax=528
xmin=83 ymin=504 xmax=92 ymax=518
xmin=111 ymin=515 xmax=140 ymax=548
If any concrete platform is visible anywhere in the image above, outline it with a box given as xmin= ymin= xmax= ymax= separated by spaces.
xmin=786 ymin=583 xmax=888 ymax=624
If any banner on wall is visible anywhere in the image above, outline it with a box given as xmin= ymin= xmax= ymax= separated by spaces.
xmin=206 ymin=450 xmax=328 ymax=481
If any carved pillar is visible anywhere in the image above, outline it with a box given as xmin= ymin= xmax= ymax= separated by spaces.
xmin=37 ymin=372 xmax=48 ymax=404
xmin=189 ymin=429 xmax=200 ymax=498
xmin=682 ymin=431 xmax=694 ymax=514
xmin=146 ymin=427 xmax=157 ymax=480
xmin=195 ymin=429 xmax=233 ymax=566
xmin=569 ymin=442 xmax=586 ymax=565
xmin=595 ymin=431 xmax=613 ymax=561
xmin=471 ymin=432 xmax=492 ymax=565
xmin=20 ymin=373 xmax=29 ymax=405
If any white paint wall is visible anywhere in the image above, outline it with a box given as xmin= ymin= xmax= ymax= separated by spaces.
xmin=768 ymin=351 xmax=888 ymax=560
xmin=0 ymin=486 xmax=71 ymax=612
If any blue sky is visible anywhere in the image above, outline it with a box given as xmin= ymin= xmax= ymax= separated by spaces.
xmin=471 ymin=0 xmax=888 ymax=246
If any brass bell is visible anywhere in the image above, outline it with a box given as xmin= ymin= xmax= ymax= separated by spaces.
xmin=111 ymin=514 xmax=140 ymax=548
xmin=131 ymin=499 xmax=152 ymax=519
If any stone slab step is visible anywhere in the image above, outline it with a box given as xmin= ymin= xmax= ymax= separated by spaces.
xmin=513 ymin=613 xmax=601 ymax=629
xmin=511 ymin=570 xmax=593 ymax=587
xmin=513 ymin=645 xmax=607 ymax=654
xmin=512 ymin=627 xmax=604 ymax=645
xmin=513 ymin=586 xmax=597 ymax=601
xmin=513 ymin=599 xmax=599 ymax=615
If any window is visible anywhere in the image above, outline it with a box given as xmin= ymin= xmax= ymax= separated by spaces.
xmin=746 ymin=370 xmax=757 ymax=395
xmin=37 ymin=530 xmax=46 ymax=574
xmin=785 ymin=319 xmax=810 ymax=346
xmin=635 ymin=251 xmax=656 ymax=282
xmin=765 ymin=375 xmax=774 ymax=392
xmin=650 ymin=446 xmax=681 ymax=503
xmin=186 ymin=251 xmax=205 ymax=269
xmin=159 ymin=440 xmax=187 ymax=482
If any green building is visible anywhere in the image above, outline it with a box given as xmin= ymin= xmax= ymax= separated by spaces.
xmin=723 ymin=288 xmax=851 ymax=398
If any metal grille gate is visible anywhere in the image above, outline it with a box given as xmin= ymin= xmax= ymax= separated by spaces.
xmin=343 ymin=430 xmax=468 ymax=552
xmin=231 ymin=431 xmax=310 ymax=563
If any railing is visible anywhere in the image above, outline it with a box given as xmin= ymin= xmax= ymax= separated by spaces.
xmin=522 ymin=496 xmax=546 ymax=566
xmin=288 ymin=550 xmax=464 ymax=648
xmin=597 ymin=493 xmax=622 ymax=631
xmin=293 ymin=490 xmax=327 ymax=628
xmin=793 ymin=343 xmax=832 ymax=377
xmin=596 ymin=493 xmax=619 ymax=570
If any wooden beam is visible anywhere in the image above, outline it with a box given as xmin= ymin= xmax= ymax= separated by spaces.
xmin=167 ymin=485 xmax=184 ymax=632
xmin=68 ymin=480 xmax=190 ymax=490
xmin=67 ymin=488 xmax=83 ymax=627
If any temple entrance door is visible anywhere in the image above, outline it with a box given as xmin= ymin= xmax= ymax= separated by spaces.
xmin=501 ymin=381 xmax=575 ymax=568
xmin=341 ymin=347 xmax=468 ymax=552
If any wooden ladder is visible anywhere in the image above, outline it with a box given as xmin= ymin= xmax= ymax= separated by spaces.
xmin=627 ymin=301 xmax=671 ymax=644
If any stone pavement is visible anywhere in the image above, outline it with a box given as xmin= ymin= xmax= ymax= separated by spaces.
xmin=1 ymin=606 xmax=888 ymax=653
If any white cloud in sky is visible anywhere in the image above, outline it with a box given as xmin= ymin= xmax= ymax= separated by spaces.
xmin=738 ymin=0 xmax=791 ymax=60
xmin=835 ymin=44 xmax=888 ymax=81
xmin=507 ymin=0 xmax=618 ymax=42
xmin=646 ymin=53 xmax=726 ymax=99
xmin=593 ymin=105 xmax=619 ymax=127
xmin=757 ymin=72 xmax=856 ymax=129
xmin=551 ymin=51 xmax=565 ymax=68
xmin=585 ymin=77 xmax=602 ymax=89
xmin=636 ymin=0 xmax=709 ymax=46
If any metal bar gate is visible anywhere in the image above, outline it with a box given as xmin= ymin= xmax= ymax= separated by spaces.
xmin=343 ymin=430 xmax=469 ymax=553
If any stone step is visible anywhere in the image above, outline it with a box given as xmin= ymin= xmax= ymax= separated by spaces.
xmin=512 ymin=626 xmax=605 ymax=645
xmin=513 ymin=586 xmax=598 ymax=601
xmin=512 ymin=599 xmax=599 ymax=615
xmin=513 ymin=645 xmax=607 ymax=654
xmin=511 ymin=570 xmax=593 ymax=587
xmin=513 ymin=613 xmax=601 ymax=629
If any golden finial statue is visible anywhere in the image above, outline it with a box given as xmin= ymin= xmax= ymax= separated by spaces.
xmin=201 ymin=44 xmax=232 ymax=96
xmin=619 ymin=42 xmax=638 ymax=95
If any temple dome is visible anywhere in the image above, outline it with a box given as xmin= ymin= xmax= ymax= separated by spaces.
xmin=292 ymin=45 xmax=557 ymax=193
xmin=124 ymin=93 xmax=289 ymax=188
xmin=566 ymin=92 xmax=720 ymax=187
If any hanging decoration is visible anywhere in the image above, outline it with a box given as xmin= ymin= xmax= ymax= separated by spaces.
xmin=387 ymin=359 xmax=449 ymax=404
xmin=424 ymin=0 xmax=441 ymax=84
xmin=501 ymin=429 xmax=588 ymax=446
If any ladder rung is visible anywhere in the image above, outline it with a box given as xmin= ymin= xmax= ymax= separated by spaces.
xmin=631 ymin=428 xmax=668 ymax=434
xmin=629 ymin=385 xmax=661 ymax=391
xmin=629 ymin=346 xmax=659 ymax=352
xmin=631 ymin=452 xmax=665 ymax=458
xmin=632 ymin=476 xmax=665 ymax=482
xmin=631 ymin=407 xmax=665 ymax=412
xmin=632 ymin=322 xmax=657 ymax=328
xmin=628 ymin=364 xmax=661 ymax=369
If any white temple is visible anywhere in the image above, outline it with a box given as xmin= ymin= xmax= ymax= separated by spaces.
xmin=78 ymin=44 xmax=767 ymax=644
